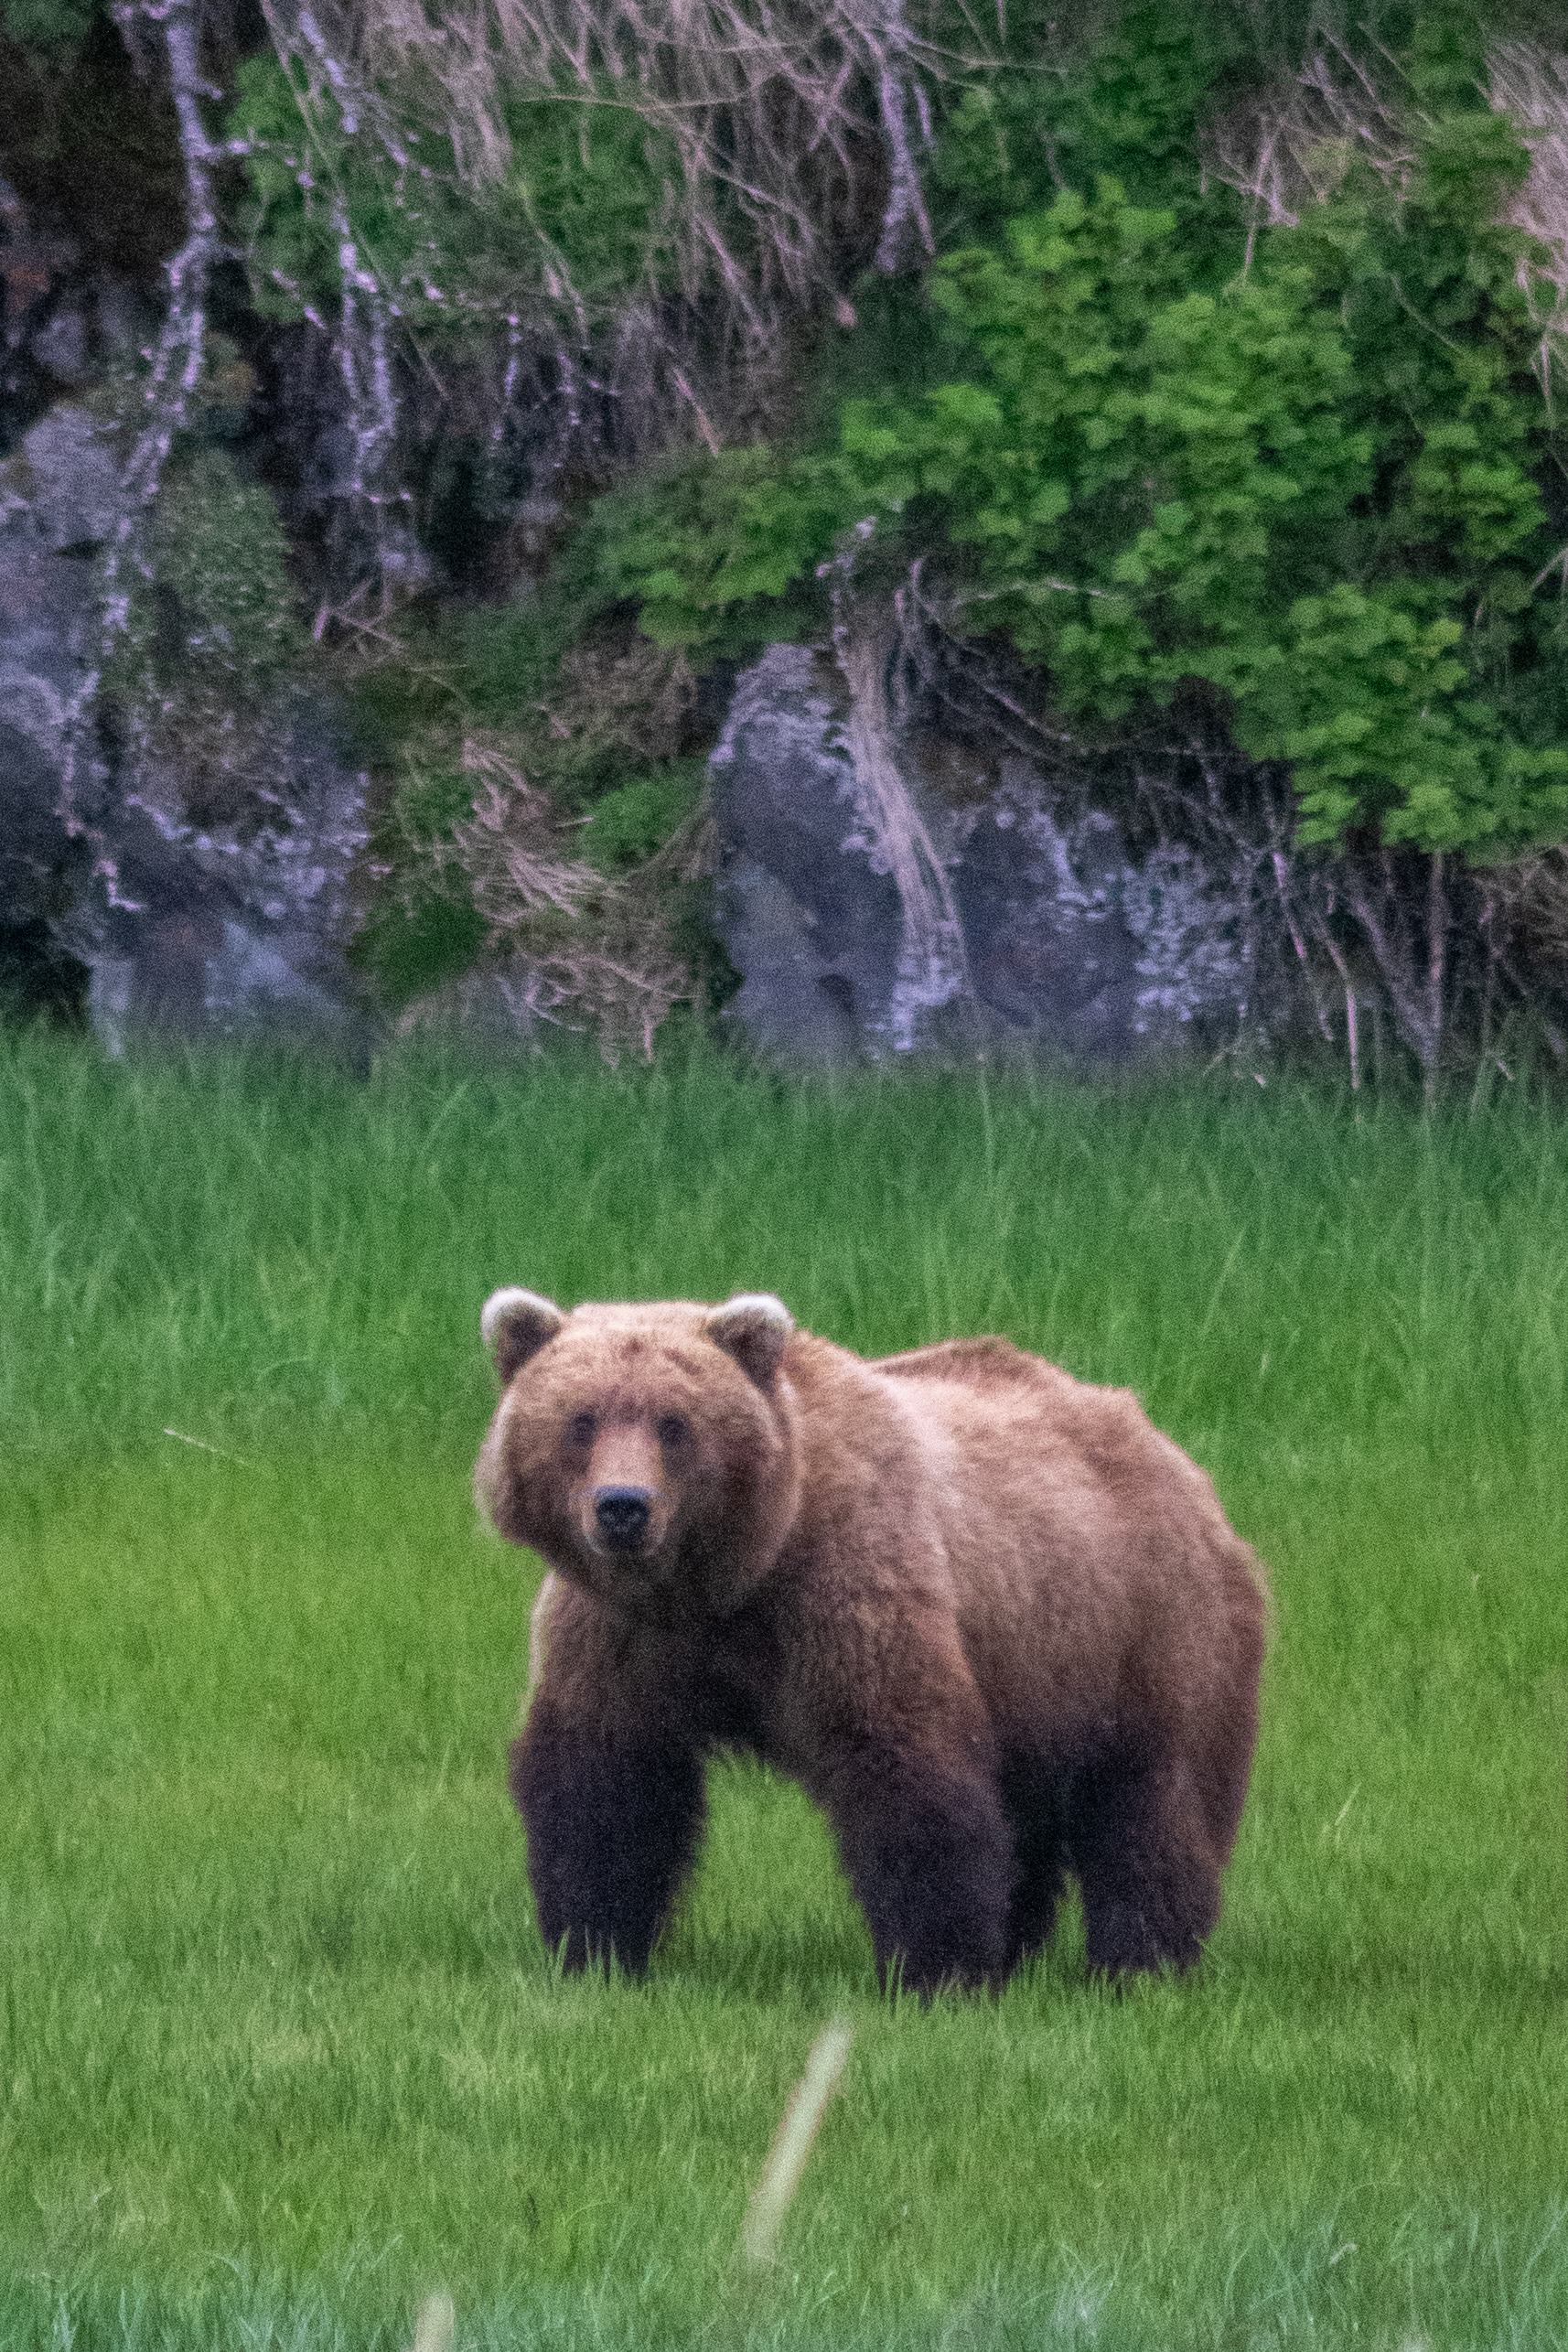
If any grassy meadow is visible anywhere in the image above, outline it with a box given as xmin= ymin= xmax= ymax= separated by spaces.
xmin=2 ymin=1031 xmax=1567 ymax=2350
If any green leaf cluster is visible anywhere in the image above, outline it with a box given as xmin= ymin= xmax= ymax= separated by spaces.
xmin=931 ymin=1 xmax=1248 ymax=274
xmin=228 ymin=54 xmax=678 ymax=340
xmin=577 ymin=765 xmax=706 ymax=871
xmin=0 ymin=0 xmax=98 ymax=54
xmin=107 ymin=447 xmax=301 ymax=713
xmin=590 ymin=9 xmax=1568 ymax=855
xmin=582 ymin=449 xmax=832 ymax=654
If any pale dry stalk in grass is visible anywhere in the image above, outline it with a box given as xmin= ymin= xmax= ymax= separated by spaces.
xmin=446 ymin=737 xmax=604 ymax=926
xmin=549 ymin=636 xmax=697 ymax=763
xmin=409 ymin=2290 xmax=456 ymax=2352
xmin=741 ymin=2018 xmax=854 ymax=2269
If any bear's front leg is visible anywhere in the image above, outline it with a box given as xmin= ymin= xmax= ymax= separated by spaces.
xmin=511 ymin=1683 xmax=706 ymax=1976
xmin=797 ymin=1618 xmax=1015 ymax=1994
xmin=511 ymin=1712 xmax=705 ymax=1973
xmin=822 ymin=1744 xmax=1014 ymax=1993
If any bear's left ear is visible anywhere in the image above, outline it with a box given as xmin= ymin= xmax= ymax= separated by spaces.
xmin=482 ymin=1287 xmax=566 ymax=1384
xmin=706 ymin=1293 xmax=793 ymax=1389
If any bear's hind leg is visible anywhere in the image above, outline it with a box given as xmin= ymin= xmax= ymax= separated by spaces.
xmin=1070 ymin=1752 xmax=1221 ymax=1976
xmin=512 ymin=1713 xmax=706 ymax=1976
xmin=999 ymin=1758 xmax=1068 ymax=1969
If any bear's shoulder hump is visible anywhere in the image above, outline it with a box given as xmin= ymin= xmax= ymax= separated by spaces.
xmin=873 ymin=1335 xmax=1047 ymax=1390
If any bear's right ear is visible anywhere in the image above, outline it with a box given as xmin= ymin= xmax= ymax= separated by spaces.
xmin=481 ymin=1288 xmax=566 ymax=1384
xmin=706 ymin=1293 xmax=794 ymax=1390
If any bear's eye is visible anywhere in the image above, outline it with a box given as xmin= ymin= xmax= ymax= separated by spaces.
xmin=657 ymin=1414 xmax=690 ymax=1450
xmin=566 ymin=1412 xmax=596 ymax=1447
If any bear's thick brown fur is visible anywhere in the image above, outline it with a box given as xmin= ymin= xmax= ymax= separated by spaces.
xmin=475 ymin=1288 xmax=1266 ymax=1992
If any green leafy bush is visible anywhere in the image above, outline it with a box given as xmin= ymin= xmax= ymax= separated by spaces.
xmin=589 ymin=10 xmax=1568 ymax=856
xmin=931 ymin=1 xmax=1247 ymax=270
xmin=582 ymin=448 xmax=829 ymax=653
xmin=578 ymin=767 xmax=706 ymax=872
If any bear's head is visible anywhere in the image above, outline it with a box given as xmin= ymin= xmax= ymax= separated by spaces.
xmin=474 ymin=1290 xmax=802 ymax=1621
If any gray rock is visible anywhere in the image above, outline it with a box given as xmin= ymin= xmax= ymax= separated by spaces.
xmin=0 ymin=719 xmax=75 ymax=927
xmin=4 ymin=403 xmax=122 ymax=552
xmin=718 ymin=854 xmax=863 ymax=1065
xmin=956 ymin=768 xmax=1251 ymax=1059
xmin=709 ymin=644 xmax=1253 ymax=1069
xmin=31 ymin=306 xmax=91 ymax=387
xmin=709 ymin=645 xmax=905 ymax=1058
xmin=0 ymin=404 xmax=374 ymax=1048
xmin=94 ymin=281 xmax=155 ymax=367
xmin=0 ymin=405 xmax=116 ymax=962
xmin=77 ymin=693 xmax=373 ymax=1055
xmin=1122 ymin=840 xmax=1251 ymax=1036
xmin=956 ymin=785 xmax=1141 ymax=1057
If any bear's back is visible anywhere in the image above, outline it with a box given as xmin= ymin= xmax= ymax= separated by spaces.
xmin=873 ymin=1333 xmax=1166 ymax=1501
xmin=875 ymin=1334 xmax=1043 ymax=1389
xmin=856 ymin=1330 xmax=1263 ymax=1761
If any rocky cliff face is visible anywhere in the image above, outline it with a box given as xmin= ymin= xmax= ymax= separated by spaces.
xmin=0 ymin=403 xmax=371 ymax=1053
xmin=1 ymin=9 xmax=1256 ymax=1072
xmin=0 ymin=404 xmax=112 ymax=1021
xmin=5 ymin=9 xmax=1566 ymax=1090
xmin=0 ymin=379 xmax=1262 ymax=1071
xmin=0 ymin=411 xmax=1262 ymax=1067
xmin=709 ymin=644 xmax=1258 ymax=1068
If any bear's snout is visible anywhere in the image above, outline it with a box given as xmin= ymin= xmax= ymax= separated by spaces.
xmin=594 ymin=1485 xmax=654 ymax=1551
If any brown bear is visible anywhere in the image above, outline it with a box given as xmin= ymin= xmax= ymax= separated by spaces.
xmin=475 ymin=1288 xmax=1266 ymax=1992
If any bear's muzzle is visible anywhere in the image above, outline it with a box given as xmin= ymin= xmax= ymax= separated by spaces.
xmin=593 ymin=1485 xmax=655 ymax=1552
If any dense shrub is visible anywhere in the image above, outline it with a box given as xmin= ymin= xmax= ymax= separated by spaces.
xmin=588 ymin=9 xmax=1568 ymax=857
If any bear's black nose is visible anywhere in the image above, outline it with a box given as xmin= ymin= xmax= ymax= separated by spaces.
xmin=595 ymin=1486 xmax=653 ymax=1549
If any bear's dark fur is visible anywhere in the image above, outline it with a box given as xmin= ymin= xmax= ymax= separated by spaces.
xmin=475 ymin=1288 xmax=1266 ymax=1992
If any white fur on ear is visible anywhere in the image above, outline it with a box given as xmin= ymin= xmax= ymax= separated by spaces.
xmin=481 ymin=1287 xmax=566 ymax=1383
xmin=706 ymin=1292 xmax=794 ymax=1388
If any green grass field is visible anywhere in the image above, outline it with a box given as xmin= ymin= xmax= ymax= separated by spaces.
xmin=2 ymin=1033 xmax=1566 ymax=2351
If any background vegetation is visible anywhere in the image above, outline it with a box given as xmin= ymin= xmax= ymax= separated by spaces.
xmin=583 ymin=10 xmax=1568 ymax=849
xmin=6 ymin=9 xmax=1568 ymax=2340
xmin=2 ymin=1035 xmax=1566 ymax=2347
xmin=6 ymin=0 xmax=1568 ymax=1069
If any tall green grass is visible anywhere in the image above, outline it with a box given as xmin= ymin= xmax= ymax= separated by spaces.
xmin=4 ymin=1033 xmax=1564 ymax=1460
xmin=2 ymin=1032 xmax=1566 ymax=2350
